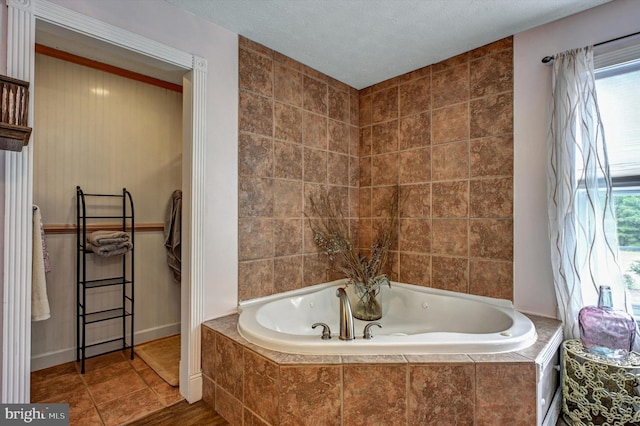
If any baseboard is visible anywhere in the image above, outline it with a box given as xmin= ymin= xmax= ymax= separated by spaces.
xmin=134 ymin=322 xmax=181 ymax=345
xmin=180 ymin=365 xmax=203 ymax=403
xmin=30 ymin=322 xmax=181 ymax=371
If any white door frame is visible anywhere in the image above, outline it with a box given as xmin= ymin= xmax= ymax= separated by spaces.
xmin=3 ymin=0 xmax=206 ymax=402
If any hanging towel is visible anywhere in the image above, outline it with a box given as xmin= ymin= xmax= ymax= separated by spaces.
xmin=87 ymin=230 xmax=130 ymax=246
xmin=164 ymin=190 xmax=182 ymax=283
xmin=38 ymin=206 xmax=52 ymax=273
xmin=32 ymin=205 xmax=51 ymax=321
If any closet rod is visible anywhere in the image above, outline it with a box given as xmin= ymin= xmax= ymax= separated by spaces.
xmin=541 ymin=30 xmax=640 ymax=63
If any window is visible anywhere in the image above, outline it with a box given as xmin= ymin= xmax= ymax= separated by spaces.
xmin=595 ymin=46 xmax=640 ymax=316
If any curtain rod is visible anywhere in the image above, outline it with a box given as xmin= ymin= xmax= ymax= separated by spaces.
xmin=541 ymin=30 xmax=640 ymax=64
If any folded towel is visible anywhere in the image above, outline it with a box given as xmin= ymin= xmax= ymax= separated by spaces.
xmin=32 ymin=205 xmax=51 ymax=321
xmin=87 ymin=241 xmax=133 ymax=257
xmin=88 ymin=230 xmax=130 ymax=246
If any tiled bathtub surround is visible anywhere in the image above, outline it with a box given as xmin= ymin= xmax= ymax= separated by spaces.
xmin=238 ymin=37 xmax=360 ymax=301
xmin=359 ymin=37 xmax=514 ymax=298
xmin=238 ymin=36 xmax=514 ymax=302
xmin=201 ymin=314 xmax=562 ymax=425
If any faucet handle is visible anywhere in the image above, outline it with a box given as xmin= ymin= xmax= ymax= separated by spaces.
xmin=363 ymin=322 xmax=382 ymax=340
xmin=312 ymin=323 xmax=332 ymax=340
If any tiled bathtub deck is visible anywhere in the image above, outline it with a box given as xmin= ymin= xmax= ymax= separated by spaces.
xmin=202 ymin=314 xmax=562 ymax=425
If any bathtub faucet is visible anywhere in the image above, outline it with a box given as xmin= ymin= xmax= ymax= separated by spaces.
xmin=336 ymin=287 xmax=355 ymax=340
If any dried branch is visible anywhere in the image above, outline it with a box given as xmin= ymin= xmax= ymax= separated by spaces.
xmin=306 ymin=186 xmax=401 ymax=293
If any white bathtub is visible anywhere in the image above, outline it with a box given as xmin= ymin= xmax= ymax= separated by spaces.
xmin=237 ymin=280 xmax=537 ymax=355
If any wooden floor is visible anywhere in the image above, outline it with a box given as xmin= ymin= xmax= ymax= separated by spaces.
xmin=126 ymin=400 xmax=229 ymax=426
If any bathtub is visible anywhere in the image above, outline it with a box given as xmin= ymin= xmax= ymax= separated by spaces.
xmin=237 ymin=280 xmax=537 ymax=355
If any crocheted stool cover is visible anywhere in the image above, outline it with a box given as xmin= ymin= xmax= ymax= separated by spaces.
xmin=562 ymin=339 xmax=640 ymax=425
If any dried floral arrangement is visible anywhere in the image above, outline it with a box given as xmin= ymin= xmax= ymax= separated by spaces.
xmin=306 ymin=186 xmax=401 ymax=297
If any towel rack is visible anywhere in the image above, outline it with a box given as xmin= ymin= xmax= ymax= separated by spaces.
xmin=76 ymin=186 xmax=135 ymax=373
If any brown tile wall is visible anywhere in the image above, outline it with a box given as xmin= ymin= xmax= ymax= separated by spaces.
xmin=238 ymin=36 xmax=513 ymax=302
xmin=358 ymin=37 xmax=514 ymax=299
xmin=238 ymin=37 xmax=360 ymax=301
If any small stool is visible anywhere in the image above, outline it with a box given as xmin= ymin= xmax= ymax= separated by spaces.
xmin=562 ymin=339 xmax=640 ymax=425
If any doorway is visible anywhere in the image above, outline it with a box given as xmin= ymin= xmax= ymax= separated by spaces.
xmin=4 ymin=0 xmax=207 ymax=403
xmin=31 ymin=35 xmax=183 ymax=370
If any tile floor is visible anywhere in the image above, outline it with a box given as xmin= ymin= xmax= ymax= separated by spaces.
xmin=31 ymin=350 xmax=184 ymax=426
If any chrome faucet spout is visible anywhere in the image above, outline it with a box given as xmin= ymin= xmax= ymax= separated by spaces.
xmin=336 ymin=287 xmax=355 ymax=340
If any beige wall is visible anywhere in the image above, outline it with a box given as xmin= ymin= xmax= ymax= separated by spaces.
xmin=513 ymin=0 xmax=640 ymax=317
xmin=238 ymin=37 xmax=514 ymax=301
xmin=31 ymin=53 xmax=183 ymax=369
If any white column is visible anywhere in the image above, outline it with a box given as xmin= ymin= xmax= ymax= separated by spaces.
xmin=180 ymin=55 xmax=207 ymax=402
xmin=3 ymin=0 xmax=35 ymax=404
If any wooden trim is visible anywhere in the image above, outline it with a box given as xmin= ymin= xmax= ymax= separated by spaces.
xmin=35 ymin=44 xmax=183 ymax=93
xmin=44 ymin=222 xmax=164 ymax=234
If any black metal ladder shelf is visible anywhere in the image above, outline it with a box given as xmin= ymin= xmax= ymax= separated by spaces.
xmin=76 ymin=186 xmax=135 ymax=374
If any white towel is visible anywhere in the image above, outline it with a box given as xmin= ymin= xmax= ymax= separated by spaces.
xmin=38 ymin=210 xmax=51 ymax=273
xmin=32 ymin=205 xmax=51 ymax=321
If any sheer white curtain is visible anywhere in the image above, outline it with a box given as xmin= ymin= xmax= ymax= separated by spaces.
xmin=547 ymin=46 xmax=626 ymax=339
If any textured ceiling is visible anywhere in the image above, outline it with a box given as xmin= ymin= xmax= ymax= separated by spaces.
xmin=166 ymin=0 xmax=611 ymax=89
